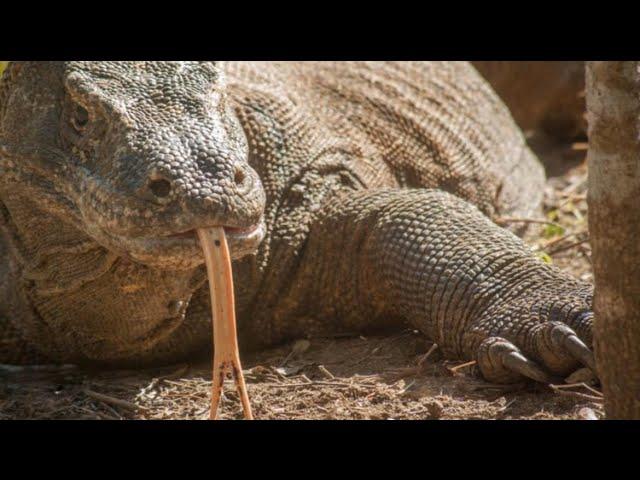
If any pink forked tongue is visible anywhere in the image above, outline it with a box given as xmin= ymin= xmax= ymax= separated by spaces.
xmin=197 ymin=227 xmax=253 ymax=420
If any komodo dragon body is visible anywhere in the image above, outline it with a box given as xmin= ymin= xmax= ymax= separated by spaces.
xmin=0 ymin=62 xmax=595 ymax=384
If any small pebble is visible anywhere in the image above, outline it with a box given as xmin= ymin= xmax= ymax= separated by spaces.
xmin=578 ymin=407 xmax=598 ymax=420
xmin=425 ymin=399 xmax=444 ymax=419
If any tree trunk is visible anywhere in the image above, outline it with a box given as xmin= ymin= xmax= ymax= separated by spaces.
xmin=586 ymin=61 xmax=640 ymax=419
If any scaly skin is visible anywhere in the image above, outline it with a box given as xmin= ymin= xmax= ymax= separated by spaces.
xmin=0 ymin=61 xmax=595 ymax=383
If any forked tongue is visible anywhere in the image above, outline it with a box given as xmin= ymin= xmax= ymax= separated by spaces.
xmin=197 ymin=227 xmax=253 ymax=420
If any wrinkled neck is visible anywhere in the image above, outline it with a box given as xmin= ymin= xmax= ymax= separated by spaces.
xmin=0 ymin=191 xmax=206 ymax=362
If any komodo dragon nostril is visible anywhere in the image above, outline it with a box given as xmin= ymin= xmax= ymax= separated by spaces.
xmin=148 ymin=178 xmax=172 ymax=198
xmin=233 ymin=166 xmax=246 ymax=187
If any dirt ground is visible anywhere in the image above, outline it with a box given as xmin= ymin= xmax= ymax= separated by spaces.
xmin=0 ymin=135 xmax=603 ymax=420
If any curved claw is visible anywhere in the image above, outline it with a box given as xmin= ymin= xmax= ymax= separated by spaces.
xmin=545 ymin=322 xmax=597 ymax=375
xmin=502 ymin=350 xmax=556 ymax=384
xmin=477 ymin=337 xmax=557 ymax=384
xmin=563 ymin=334 xmax=597 ymax=373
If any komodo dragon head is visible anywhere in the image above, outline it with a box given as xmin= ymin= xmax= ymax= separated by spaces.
xmin=0 ymin=61 xmax=266 ymax=270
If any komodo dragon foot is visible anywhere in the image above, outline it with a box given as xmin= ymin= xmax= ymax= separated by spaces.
xmin=299 ymin=188 xmax=595 ymax=385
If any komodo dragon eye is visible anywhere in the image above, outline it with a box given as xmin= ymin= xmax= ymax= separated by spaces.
xmin=70 ymin=103 xmax=90 ymax=134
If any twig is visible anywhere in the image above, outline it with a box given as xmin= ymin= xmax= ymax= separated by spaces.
xmin=259 ymin=381 xmax=368 ymax=389
xmin=496 ymin=217 xmax=563 ymax=229
xmin=401 ymin=379 xmax=417 ymax=395
xmin=100 ymin=402 xmax=125 ymax=420
xmin=582 ymin=383 xmax=604 ymax=397
xmin=557 ymin=193 xmax=587 ymax=210
xmin=496 ymin=398 xmax=517 ymax=414
xmin=77 ymin=406 xmax=102 ymax=420
xmin=547 ymin=238 xmax=590 ymax=255
xmin=554 ymin=382 xmax=603 ymax=397
xmin=83 ymin=389 xmax=142 ymax=411
xmin=558 ymin=192 xmax=587 ymax=200
xmin=95 ymin=411 xmax=120 ymax=421
xmin=552 ymin=390 xmax=603 ymax=403
xmin=550 ymin=385 xmax=603 ymax=403
xmin=299 ymin=374 xmax=313 ymax=384
xmin=448 ymin=360 xmax=477 ymax=373
xmin=317 ymin=365 xmax=335 ymax=380
xmin=140 ymin=363 xmax=191 ymax=397
xmin=541 ymin=230 xmax=588 ymax=249
xmin=380 ymin=343 xmax=440 ymax=382
xmin=467 ymin=381 xmax=527 ymax=393
xmin=279 ymin=339 xmax=311 ymax=367
xmin=417 ymin=343 xmax=439 ymax=367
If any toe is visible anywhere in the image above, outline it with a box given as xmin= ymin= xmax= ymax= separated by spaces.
xmin=533 ymin=322 xmax=597 ymax=376
xmin=477 ymin=337 xmax=558 ymax=384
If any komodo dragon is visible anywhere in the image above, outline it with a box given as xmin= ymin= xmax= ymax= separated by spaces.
xmin=0 ymin=61 xmax=595 ymax=385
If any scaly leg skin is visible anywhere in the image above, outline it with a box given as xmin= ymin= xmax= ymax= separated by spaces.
xmin=198 ymin=227 xmax=253 ymax=420
xmin=297 ymin=188 xmax=595 ymax=385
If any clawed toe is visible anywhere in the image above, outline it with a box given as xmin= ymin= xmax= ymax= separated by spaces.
xmin=501 ymin=350 xmax=555 ymax=383
xmin=561 ymin=331 xmax=596 ymax=373
xmin=475 ymin=320 xmax=598 ymax=385
xmin=536 ymin=322 xmax=597 ymax=376
xmin=477 ymin=337 xmax=559 ymax=384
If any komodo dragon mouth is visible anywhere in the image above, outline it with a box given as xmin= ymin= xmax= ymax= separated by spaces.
xmin=163 ymin=221 xmax=266 ymax=258
xmin=83 ymin=215 xmax=267 ymax=270
xmin=118 ymin=219 xmax=266 ymax=265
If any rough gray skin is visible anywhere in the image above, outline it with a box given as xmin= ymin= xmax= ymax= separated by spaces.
xmin=0 ymin=62 xmax=595 ymax=384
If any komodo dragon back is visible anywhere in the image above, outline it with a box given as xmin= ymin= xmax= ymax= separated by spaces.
xmin=224 ymin=61 xmax=546 ymax=224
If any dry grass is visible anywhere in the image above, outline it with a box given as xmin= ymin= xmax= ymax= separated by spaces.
xmin=0 ymin=138 xmax=602 ymax=420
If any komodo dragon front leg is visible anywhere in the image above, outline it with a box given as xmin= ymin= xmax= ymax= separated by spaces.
xmin=295 ymin=188 xmax=595 ymax=384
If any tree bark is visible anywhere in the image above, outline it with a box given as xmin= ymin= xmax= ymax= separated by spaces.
xmin=586 ymin=61 xmax=640 ymax=419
